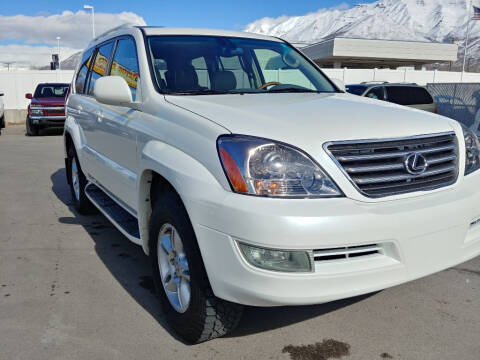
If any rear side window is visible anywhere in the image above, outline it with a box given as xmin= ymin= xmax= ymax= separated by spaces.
xmin=191 ymin=57 xmax=210 ymax=88
xmin=345 ymin=85 xmax=367 ymax=96
xmin=386 ymin=86 xmax=434 ymax=106
xmin=219 ymin=55 xmax=250 ymax=89
xmin=365 ymin=87 xmax=385 ymax=101
xmin=110 ymin=38 xmax=140 ymax=101
xmin=87 ymin=41 xmax=115 ymax=96
xmin=75 ymin=48 xmax=94 ymax=94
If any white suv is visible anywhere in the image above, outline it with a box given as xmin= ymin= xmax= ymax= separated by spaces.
xmin=64 ymin=26 xmax=480 ymax=343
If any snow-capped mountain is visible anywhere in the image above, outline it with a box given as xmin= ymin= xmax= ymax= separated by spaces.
xmin=245 ymin=0 xmax=480 ymax=71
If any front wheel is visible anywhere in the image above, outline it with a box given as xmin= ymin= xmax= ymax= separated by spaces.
xmin=150 ymin=191 xmax=243 ymax=343
xmin=26 ymin=117 xmax=39 ymax=136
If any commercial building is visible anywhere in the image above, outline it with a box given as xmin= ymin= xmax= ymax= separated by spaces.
xmin=301 ymin=37 xmax=458 ymax=70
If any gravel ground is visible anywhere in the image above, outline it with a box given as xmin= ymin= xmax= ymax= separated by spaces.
xmin=1 ymin=125 xmax=479 ymax=360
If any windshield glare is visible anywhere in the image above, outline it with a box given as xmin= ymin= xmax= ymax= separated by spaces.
xmin=147 ymin=35 xmax=337 ymax=95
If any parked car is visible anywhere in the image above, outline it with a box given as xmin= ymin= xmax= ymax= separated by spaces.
xmin=346 ymin=82 xmax=438 ymax=113
xmin=25 ymin=83 xmax=70 ymax=136
xmin=64 ymin=26 xmax=480 ymax=343
xmin=0 ymin=92 xmax=4 ymax=135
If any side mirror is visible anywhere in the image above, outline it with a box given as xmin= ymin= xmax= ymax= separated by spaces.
xmin=331 ymin=78 xmax=346 ymax=92
xmin=25 ymin=93 xmax=32 ymax=99
xmin=93 ymin=76 xmax=137 ymax=108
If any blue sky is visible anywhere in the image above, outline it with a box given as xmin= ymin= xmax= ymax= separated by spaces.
xmin=0 ymin=0 xmax=376 ymax=66
xmin=3 ymin=0 xmax=374 ymax=29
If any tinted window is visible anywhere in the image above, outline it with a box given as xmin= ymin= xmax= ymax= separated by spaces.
xmin=386 ymin=86 xmax=434 ymax=105
xmin=147 ymin=35 xmax=336 ymax=94
xmin=110 ymin=38 xmax=140 ymax=101
xmin=365 ymin=87 xmax=385 ymax=101
xmin=75 ymin=48 xmax=94 ymax=94
xmin=87 ymin=42 xmax=115 ymax=95
xmin=34 ymin=84 xmax=69 ymax=98
xmin=345 ymin=85 xmax=368 ymax=96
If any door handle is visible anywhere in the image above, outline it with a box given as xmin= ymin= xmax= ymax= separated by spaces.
xmin=95 ymin=110 xmax=104 ymax=123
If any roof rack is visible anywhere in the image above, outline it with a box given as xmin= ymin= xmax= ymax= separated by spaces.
xmin=89 ymin=24 xmax=134 ymax=44
xmin=360 ymin=81 xmax=389 ymax=84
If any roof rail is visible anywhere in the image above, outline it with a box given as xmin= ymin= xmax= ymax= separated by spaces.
xmin=360 ymin=81 xmax=389 ymax=84
xmin=89 ymin=24 xmax=134 ymax=44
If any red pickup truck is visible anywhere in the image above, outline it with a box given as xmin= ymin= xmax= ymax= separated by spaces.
xmin=26 ymin=83 xmax=70 ymax=136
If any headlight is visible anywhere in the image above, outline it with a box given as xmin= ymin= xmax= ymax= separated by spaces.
xmin=217 ymin=135 xmax=343 ymax=198
xmin=462 ymin=125 xmax=480 ymax=175
xmin=30 ymin=106 xmax=43 ymax=115
xmin=238 ymin=243 xmax=313 ymax=273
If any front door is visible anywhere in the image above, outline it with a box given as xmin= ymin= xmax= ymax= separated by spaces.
xmin=91 ymin=37 xmax=141 ymax=212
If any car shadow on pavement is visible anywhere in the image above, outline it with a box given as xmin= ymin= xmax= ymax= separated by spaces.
xmin=50 ymin=168 xmax=376 ymax=342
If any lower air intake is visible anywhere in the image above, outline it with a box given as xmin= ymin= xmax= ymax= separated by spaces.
xmin=313 ymin=244 xmax=382 ymax=262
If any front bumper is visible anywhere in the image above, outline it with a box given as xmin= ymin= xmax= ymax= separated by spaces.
xmin=186 ymin=171 xmax=480 ymax=307
xmin=29 ymin=115 xmax=66 ymax=127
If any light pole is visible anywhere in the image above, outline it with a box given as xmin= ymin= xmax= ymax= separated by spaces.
xmin=84 ymin=5 xmax=95 ymax=38
xmin=56 ymin=36 xmax=61 ymax=70
xmin=461 ymin=0 xmax=473 ymax=82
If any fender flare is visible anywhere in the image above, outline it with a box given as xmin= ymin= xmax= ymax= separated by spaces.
xmin=137 ymin=140 xmax=224 ymax=254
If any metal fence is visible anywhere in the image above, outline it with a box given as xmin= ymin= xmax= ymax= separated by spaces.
xmin=426 ymin=83 xmax=480 ymax=130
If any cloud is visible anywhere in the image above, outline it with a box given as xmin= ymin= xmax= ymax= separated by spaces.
xmin=0 ymin=10 xmax=146 ymax=67
xmin=329 ymin=2 xmax=351 ymax=11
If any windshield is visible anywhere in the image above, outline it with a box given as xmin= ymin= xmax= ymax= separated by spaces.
xmin=147 ymin=35 xmax=337 ymax=95
xmin=34 ymin=84 xmax=69 ymax=98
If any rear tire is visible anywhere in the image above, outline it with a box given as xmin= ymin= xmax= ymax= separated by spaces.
xmin=66 ymin=146 xmax=95 ymax=214
xmin=150 ymin=191 xmax=243 ymax=343
xmin=26 ymin=117 xmax=39 ymax=136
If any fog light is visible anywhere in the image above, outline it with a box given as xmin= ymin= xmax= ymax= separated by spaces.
xmin=238 ymin=243 xmax=312 ymax=273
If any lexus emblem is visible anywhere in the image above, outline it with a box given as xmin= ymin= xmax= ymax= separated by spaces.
xmin=404 ymin=153 xmax=428 ymax=175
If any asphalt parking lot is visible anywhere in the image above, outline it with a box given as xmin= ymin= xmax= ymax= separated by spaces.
xmin=0 ymin=125 xmax=479 ymax=360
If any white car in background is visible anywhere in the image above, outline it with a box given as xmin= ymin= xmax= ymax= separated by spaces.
xmin=64 ymin=26 xmax=480 ymax=343
xmin=0 ymin=92 xmax=4 ymax=135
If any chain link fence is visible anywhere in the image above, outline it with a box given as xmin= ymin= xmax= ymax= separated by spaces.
xmin=427 ymin=83 xmax=480 ymax=133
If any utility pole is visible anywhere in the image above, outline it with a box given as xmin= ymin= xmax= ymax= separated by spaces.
xmin=56 ymin=37 xmax=61 ymax=71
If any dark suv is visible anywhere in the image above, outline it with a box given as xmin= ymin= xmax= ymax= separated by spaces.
xmin=346 ymin=82 xmax=437 ymax=113
xmin=25 ymin=83 xmax=70 ymax=136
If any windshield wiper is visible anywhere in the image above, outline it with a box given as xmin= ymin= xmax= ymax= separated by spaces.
xmin=167 ymin=89 xmax=232 ymax=95
xmin=266 ymin=88 xmax=326 ymax=93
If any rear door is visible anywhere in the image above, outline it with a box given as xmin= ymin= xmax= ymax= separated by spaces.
xmin=67 ymin=47 xmax=96 ymax=175
xmin=76 ymin=41 xmax=115 ymax=183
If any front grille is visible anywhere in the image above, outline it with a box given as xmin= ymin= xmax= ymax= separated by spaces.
xmin=43 ymin=106 xmax=65 ymax=116
xmin=326 ymin=132 xmax=459 ymax=198
xmin=313 ymin=244 xmax=382 ymax=262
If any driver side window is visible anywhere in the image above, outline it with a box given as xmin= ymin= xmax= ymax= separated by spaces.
xmin=254 ymin=49 xmax=314 ymax=89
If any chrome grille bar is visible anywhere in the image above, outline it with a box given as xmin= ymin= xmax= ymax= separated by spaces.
xmin=325 ymin=132 xmax=459 ymax=198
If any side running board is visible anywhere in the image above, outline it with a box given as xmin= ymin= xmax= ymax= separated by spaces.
xmin=85 ymin=183 xmax=141 ymax=244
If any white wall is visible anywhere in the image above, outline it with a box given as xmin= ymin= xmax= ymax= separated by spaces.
xmin=322 ymin=68 xmax=480 ymax=86
xmin=0 ymin=70 xmax=74 ymax=110
xmin=1 ymin=68 xmax=480 ymax=110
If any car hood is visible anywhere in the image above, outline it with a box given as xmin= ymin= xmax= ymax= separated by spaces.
xmin=165 ymin=92 xmax=455 ymax=146
xmin=31 ymin=97 xmax=66 ymax=106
